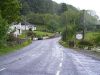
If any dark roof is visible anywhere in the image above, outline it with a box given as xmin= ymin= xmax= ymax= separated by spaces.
xmin=11 ymin=22 xmax=36 ymax=26
xmin=21 ymin=22 xmax=35 ymax=26
xmin=12 ymin=22 xmax=19 ymax=25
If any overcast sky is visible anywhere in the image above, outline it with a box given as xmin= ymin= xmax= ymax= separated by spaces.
xmin=53 ymin=0 xmax=100 ymax=18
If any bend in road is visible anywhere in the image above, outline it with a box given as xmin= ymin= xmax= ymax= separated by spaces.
xmin=0 ymin=38 xmax=100 ymax=75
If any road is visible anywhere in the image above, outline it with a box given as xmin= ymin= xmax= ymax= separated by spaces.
xmin=0 ymin=38 xmax=100 ymax=75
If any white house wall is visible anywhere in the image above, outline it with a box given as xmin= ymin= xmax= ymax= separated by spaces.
xmin=9 ymin=23 xmax=36 ymax=37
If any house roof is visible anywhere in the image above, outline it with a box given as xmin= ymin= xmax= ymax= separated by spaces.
xmin=11 ymin=22 xmax=19 ymax=25
xmin=21 ymin=22 xmax=35 ymax=26
xmin=12 ymin=22 xmax=36 ymax=26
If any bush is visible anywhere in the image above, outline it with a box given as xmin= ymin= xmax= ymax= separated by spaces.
xmin=0 ymin=15 xmax=8 ymax=45
xmin=77 ymin=40 xmax=93 ymax=47
xmin=85 ymin=32 xmax=100 ymax=46
xmin=93 ymin=35 xmax=100 ymax=46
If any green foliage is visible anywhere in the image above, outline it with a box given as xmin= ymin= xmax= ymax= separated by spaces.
xmin=0 ymin=15 xmax=8 ymax=44
xmin=61 ymin=28 xmax=67 ymax=41
xmin=79 ymin=10 xmax=100 ymax=31
xmin=19 ymin=33 xmax=26 ymax=39
xmin=85 ymin=32 xmax=100 ymax=46
xmin=77 ymin=40 xmax=93 ymax=47
xmin=61 ymin=9 xmax=80 ymax=42
xmin=27 ymin=28 xmax=35 ymax=40
xmin=61 ymin=25 xmax=76 ymax=41
xmin=20 ymin=0 xmax=79 ymax=15
xmin=34 ymin=31 xmax=53 ymax=37
xmin=0 ymin=0 xmax=21 ymax=47
xmin=59 ymin=40 xmax=68 ymax=47
xmin=0 ymin=39 xmax=31 ymax=56
xmin=20 ymin=0 xmax=53 ymax=14
xmin=21 ymin=1 xmax=30 ymax=15
xmin=47 ymin=20 xmax=59 ymax=32
xmin=7 ymin=33 xmax=17 ymax=42
xmin=0 ymin=0 xmax=21 ymax=23
xmin=27 ymin=28 xmax=33 ymax=37
xmin=26 ymin=13 xmax=61 ymax=32
xmin=59 ymin=3 xmax=68 ymax=13
xmin=93 ymin=35 xmax=100 ymax=46
xmin=27 ymin=13 xmax=45 ymax=25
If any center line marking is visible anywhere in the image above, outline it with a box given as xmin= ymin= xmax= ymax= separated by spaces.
xmin=61 ymin=58 xmax=63 ymax=61
xmin=59 ymin=63 xmax=62 ymax=67
xmin=56 ymin=71 xmax=60 ymax=75
xmin=0 ymin=68 xmax=6 ymax=71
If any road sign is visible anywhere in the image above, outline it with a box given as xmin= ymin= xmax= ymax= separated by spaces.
xmin=76 ymin=34 xmax=83 ymax=40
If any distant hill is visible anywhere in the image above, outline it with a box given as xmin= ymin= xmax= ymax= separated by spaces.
xmin=20 ymin=0 xmax=79 ymax=15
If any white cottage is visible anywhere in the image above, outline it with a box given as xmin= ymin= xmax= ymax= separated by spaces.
xmin=9 ymin=22 xmax=36 ymax=37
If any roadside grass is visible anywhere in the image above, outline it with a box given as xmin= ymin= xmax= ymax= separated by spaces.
xmin=84 ymin=32 xmax=100 ymax=46
xmin=85 ymin=32 xmax=100 ymax=42
xmin=0 ymin=40 xmax=31 ymax=56
xmin=36 ymin=25 xmax=47 ymax=31
xmin=18 ymin=33 xmax=26 ymax=39
xmin=59 ymin=40 xmax=68 ymax=47
xmin=60 ymin=31 xmax=100 ymax=48
xmin=19 ymin=30 xmax=54 ymax=38
xmin=34 ymin=31 xmax=53 ymax=37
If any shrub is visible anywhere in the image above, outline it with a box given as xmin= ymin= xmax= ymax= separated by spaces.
xmin=93 ymin=35 xmax=100 ymax=46
xmin=0 ymin=15 xmax=8 ymax=45
xmin=77 ymin=40 xmax=93 ymax=47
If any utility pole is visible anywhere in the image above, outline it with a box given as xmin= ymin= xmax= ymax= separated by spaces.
xmin=82 ymin=10 xmax=85 ymax=40
xmin=24 ymin=16 xmax=26 ymax=31
xmin=23 ymin=16 xmax=27 ymax=39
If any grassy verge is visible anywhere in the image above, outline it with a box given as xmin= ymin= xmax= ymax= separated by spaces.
xmin=85 ymin=32 xmax=100 ymax=42
xmin=59 ymin=39 xmax=100 ymax=59
xmin=60 ymin=31 xmax=100 ymax=48
xmin=19 ymin=31 xmax=54 ymax=39
xmin=75 ymin=32 xmax=100 ymax=47
xmin=34 ymin=31 xmax=53 ymax=37
xmin=19 ymin=33 xmax=26 ymax=39
xmin=0 ymin=40 xmax=31 ymax=56
xmin=59 ymin=40 xmax=68 ymax=47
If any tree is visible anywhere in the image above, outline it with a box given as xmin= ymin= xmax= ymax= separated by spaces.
xmin=59 ymin=3 xmax=68 ymax=14
xmin=27 ymin=28 xmax=36 ymax=40
xmin=0 ymin=15 xmax=8 ymax=44
xmin=21 ymin=1 xmax=30 ymax=15
xmin=0 ymin=0 xmax=21 ymax=45
xmin=47 ymin=20 xmax=59 ymax=32
xmin=0 ymin=0 xmax=21 ymax=23
xmin=20 ymin=0 xmax=53 ymax=14
xmin=61 ymin=9 xmax=80 ymax=41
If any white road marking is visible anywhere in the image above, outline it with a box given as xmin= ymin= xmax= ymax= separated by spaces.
xmin=59 ymin=63 xmax=62 ymax=67
xmin=0 ymin=68 xmax=6 ymax=71
xmin=56 ymin=70 xmax=60 ymax=75
xmin=61 ymin=58 xmax=63 ymax=61
xmin=56 ymin=62 xmax=63 ymax=75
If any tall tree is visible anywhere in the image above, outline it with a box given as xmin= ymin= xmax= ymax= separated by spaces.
xmin=20 ymin=0 xmax=53 ymax=14
xmin=0 ymin=0 xmax=21 ymax=44
xmin=21 ymin=1 xmax=30 ymax=15
xmin=0 ymin=0 xmax=21 ymax=23
xmin=59 ymin=3 xmax=68 ymax=14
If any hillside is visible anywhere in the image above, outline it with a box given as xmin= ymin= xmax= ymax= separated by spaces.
xmin=20 ymin=0 xmax=78 ymax=15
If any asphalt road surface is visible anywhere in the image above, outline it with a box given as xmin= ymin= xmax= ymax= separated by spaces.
xmin=0 ymin=38 xmax=100 ymax=75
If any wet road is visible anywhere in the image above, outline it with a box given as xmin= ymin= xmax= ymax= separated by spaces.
xmin=0 ymin=38 xmax=100 ymax=75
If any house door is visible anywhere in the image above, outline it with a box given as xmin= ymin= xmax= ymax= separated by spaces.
xmin=18 ymin=29 xmax=20 ymax=34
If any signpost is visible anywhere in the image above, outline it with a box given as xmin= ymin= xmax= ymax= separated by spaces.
xmin=76 ymin=33 xmax=83 ymax=40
